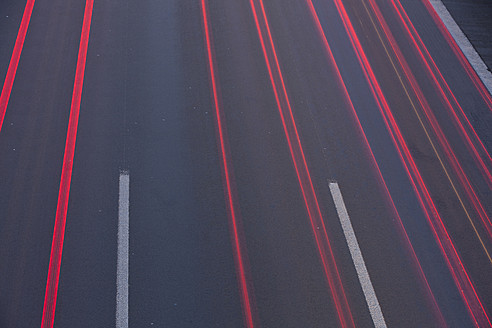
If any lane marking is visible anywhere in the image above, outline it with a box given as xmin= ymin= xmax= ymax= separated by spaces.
xmin=0 ymin=0 xmax=36 ymax=133
xmin=320 ymin=0 xmax=491 ymax=322
xmin=427 ymin=0 xmax=492 ymax=97
xmin=40 ymin=1 xmax=94 ymax=327
xmin=304 ymin=1 xmax=445 ymax=324
xmin=248 ymin=1 xmax=355 ymax=326
xmin=116 ymin=171 xmax=129 ymax=328
xmin=389 ymin=0 xmax=492 ymax=188
xmin=360 ymin=0 xmax=492 ymax=264
xmin=328 ymin=182 xmax=387 ymax=328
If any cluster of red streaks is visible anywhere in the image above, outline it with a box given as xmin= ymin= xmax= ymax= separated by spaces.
xmin=200 ymin=1 xmax=256 ymax=327
xmin=364 ymin=0 xmax=492 ymax=248
xmin=40 ymin=0 xmax=94 ymax=327
xmin=323 ymin=0 xmax=491 ymax=325
xmin=388 ymin=0 xmax=492 ymax=188
xmin=304 ymin=1 xmax=447 ymax=326
xmin=248 ymin=0 xmax=355 ymax=326
xmin=0 ymin=0 xmax=36 ymax=133
xmin=419 ymin=0 xmax=492 ymax=110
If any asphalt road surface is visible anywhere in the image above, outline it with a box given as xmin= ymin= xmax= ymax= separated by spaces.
xmin=0 ymin=0 xmax=491 ymax=327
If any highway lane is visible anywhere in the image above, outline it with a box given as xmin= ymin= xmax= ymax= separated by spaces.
xmin=331 ymin=0 xmax=492 ymax=322
xmin=54 ymin=0 xmax=125 ymax=326
xmin=0 ymin=0 xmax=85 ymax=327
xmin=124 ymin=1 xmax=245 ymax=326
xmin=56 ymin=0 xmax=244 ymax=327
xmin=205 ymin=0 xmax=459 ymax=326
xmin=0 ymin=0 xmax=490 ymax=327
xmin=245 ymin=0 xmax=474 ymax=325
xmin=245 ymin=0 xmax=480 ymax=324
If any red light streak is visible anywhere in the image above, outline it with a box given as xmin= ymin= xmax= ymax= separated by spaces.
xmin=200 ymin=1 xmax=257 ymax=327
xmin=319 ymin=0 xmax=491 ymax=325
xmin=0 ymin=0 xmax=36 ymax=134
xmin=40 ymin=1 xmax=94 ymax=327
xmin=304 ymin=1 xmax=446 ymax=326
xmin=419 ymin=0 xmax=492 ymax=110
xmin=388 ymin=0 xmax=492 ymax=188
xmin=248 ymin=0 xmax=355 ymax=326
xmin=364 ymin=0 xmax=492 ymax=252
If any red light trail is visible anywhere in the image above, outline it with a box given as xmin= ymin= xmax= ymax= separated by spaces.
xmin=248 ymin=0 xmax=356 ymax=326
xmin=0 ymin=0 xmax=36 ymax=134
xmin=40 ymin=0 xmax=94 ymax=327
xmin=388 ymin=0 xmax=492 ymax=188
xmin=317 ymin=0 xmax=491 ymax=324
xmin=201 ymin=1 xmax=257 ymax=327
xmin=304 ymin=0 xmax=446 ymax=325
xmin=362 ymin=0 xmax=492 ymax=248
xmin=419 ymin=0 xmax=492 ymax=110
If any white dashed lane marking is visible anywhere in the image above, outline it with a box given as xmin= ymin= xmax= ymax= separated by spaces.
xmin=329 ymin=181 xmax=387 ymax=328
xmin=117 ymin=171 xmax=130 ymax=328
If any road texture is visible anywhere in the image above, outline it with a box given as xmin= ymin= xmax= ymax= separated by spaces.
xmin=0 ymin=0 xmax=490 ymax=327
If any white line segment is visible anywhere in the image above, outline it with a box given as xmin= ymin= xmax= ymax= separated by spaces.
xmin=329 ymin=182 xmax=387 ymax=328
xmin=117 ymin=171 xmax=130 ymax=328
xmin=428 ymin=0 xmax=492 ymax=95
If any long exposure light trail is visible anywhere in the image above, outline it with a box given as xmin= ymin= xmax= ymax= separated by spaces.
xmin=41 ymin=1 xmax=94 ymax=327
xmin=0 ymin=0 xmax=36 ymax=133
xmin=361 ymin=0 xmax=492 ymax=257
xmin=201 ymin=1 xmax=257 ymax=327
xmin=305 ymin=1 xmax=446 ymax=325
xmin=320 ymin=0 xmax=491 ymax=324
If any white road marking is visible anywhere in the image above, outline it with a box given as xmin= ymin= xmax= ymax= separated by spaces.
xmin=117 ymin=171 xmax=130 ymax=328
xmin=428 ymin=0 xmax=492 ymax=95
xmin=329 ymin=182 xmax=387 ymax=328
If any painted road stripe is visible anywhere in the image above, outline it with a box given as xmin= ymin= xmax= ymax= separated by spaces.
xmin=428 ymin=0 xmax=492 ymax=96
xmin=329 ymin=182 xmax=387 ymax=328
xmin=116 ymin=171 xmax=130 ymax=328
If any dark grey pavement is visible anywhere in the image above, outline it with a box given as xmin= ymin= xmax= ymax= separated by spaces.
xmin=0 ymin=0 xmax=490 ymax=327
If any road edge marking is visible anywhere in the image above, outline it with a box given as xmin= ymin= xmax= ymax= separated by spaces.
xmin=116 ymin=171 xmax=130 ymax=328
xmin=428 ymin=0 xmax=492 ymax=96
xmin=329 ymin=182 xmax=387 ymax=328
